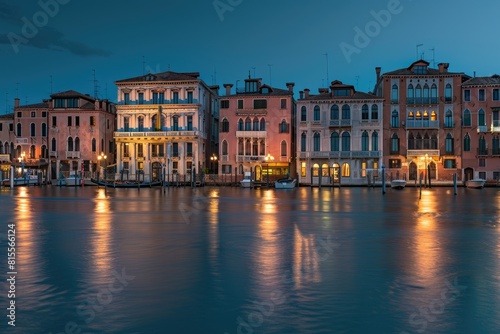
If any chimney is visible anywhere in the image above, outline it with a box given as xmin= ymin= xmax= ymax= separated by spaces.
xmin=14 ymin=98 xmax=20 ymax=108
xmin=209 ymin=85 xmax=220 ymax=95
xmin=319 ymin=88 xmax=329 ymax=93
xmin=299 ymin=91 xmax=304 ymax=99
xmin=223 ymin=83 xmax=233 ymax=96
xmin=304 ymin=88 xmax=310 ymax=99
xmin=375 ymin=67 xmax=381 ymax=82
xmin=286 ymin=82 xmax=295 ymax=93
xmin=438 ymin=63 xmax=449 ymax=74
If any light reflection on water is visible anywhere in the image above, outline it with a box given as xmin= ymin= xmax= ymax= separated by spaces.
xmin=1 ymin=186 xmax=500 ymax=333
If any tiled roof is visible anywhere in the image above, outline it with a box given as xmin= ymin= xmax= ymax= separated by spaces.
xmin=0 ymin=113 xmax=14 ymax=120
xmin=462 ymin=75 xmax=500 ymax=86
xmin=383 ymin=60 xmax=464 ymax=76
xmin=51 ymin=90 xmax=95 ymax=100
xmin=16 ymin=102 xmax=49 ymax=109
xmin=116 ymin=71 xmax=201 ymax=83
xmin=81 ymin=102 xmax=96 ymax=109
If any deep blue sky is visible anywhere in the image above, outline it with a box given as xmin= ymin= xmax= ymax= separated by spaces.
xmin=1 ymin=0 xmax=499 ymax=111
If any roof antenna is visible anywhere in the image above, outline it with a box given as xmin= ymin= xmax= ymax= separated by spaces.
xmin=416 ymin=44 xmax=423 ymax=60
xmin=142 ymin=56 xmax=145 ymax=75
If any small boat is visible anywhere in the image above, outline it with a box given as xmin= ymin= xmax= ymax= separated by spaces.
xmin=465 ymin=178 xmax=486 ymax=189
xmin=390 ymin=179 xmax=406 ymax=189
xmin=2 ymin=170 xmax=45 ymax=187
xmin=64 ymin=173 xmax=95 ymax=187
xmin=240 ymin=172 xmax=253 ymax=188
xmin=274 ymin=178 xmax=297 ymax=189
xmin=90 ymin=178 xmax=162 ymax=188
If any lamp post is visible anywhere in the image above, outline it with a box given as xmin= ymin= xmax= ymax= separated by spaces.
xmin=210 ymin=153 xmax=217 ymax=175
xmin=18 ymin=151 xmax=26 ymax=180
xmin=97 ymin=152 xmax=107 ymax=183
xmin=265 ymin=153 xmax=274 ymax=187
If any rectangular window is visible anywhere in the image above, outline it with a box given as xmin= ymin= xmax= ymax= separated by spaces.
xmin=137 ymin=144 xmax=143 ymax=158
xmin=0 ymin=123 xmax=2 ymax=131
xmin=90 ymin=116 xmax=96 ymax=126
xmin=9 ymin=123 xmax=13 ymax=132
xmin=153 ymin=92 xmax=158 ymax=104
xmin=479 ymin=171 xmax=486 ymax=179
xmin=187 ymin=116 xmax=193 ymax=130
xmin=280 ymin=99 xmax=287 ymax=109
xmin=187 ymin=91 xmax=193 ymax=103
xmin=159 ymin=92 xmax=164 ymax=104
xmin=254 ymin=99 xmax=267 ymax=109
xmin=124 ymin=93 xmax=130 ymax=105
xmin=75 ymin=116 xmax=80 ymax=127
xmin=173 ymin=143 xmax=179 ymax=157
xmin=67 ymin=116 xmax=72 ymax=126
xmin=222 ymin=165 xmax=232 ymax=174
xmin=494 ymin=171 xmax=500 ymax=180
xmin=138 ymin=92 xmax=144 ymax=104
xmin=124 ymin=117 xmax=129 ymax=131
xmin=238 ymin=100 xmax=243 ymax=109
xmin=17 ymin=112 xmax=22 ymax=117
xmin=479 ymin=158 xmax=486 ymax=167
xmin=54 ymin=99 xmax=65 ymax=108
xmin=479 ymin=89 xmax=485 ymax=101
xmin=389 ymin=159 xmax=401 ymax=168
xmin=172 ymin=161 xmax=178 ymax=174
xmin=31 ymin=111 xmax=36 ymax=117
xmin=444 ymin=159 xmax=456 ymax=169
xmin=42 ymin=111 xmax=47 ymax=117
xmin=464 ymin=89 xmax=470 ymax=102
xmin=493 ymin=89 xmax=499 ymax=101
xmin=186 ymin=143 xmax=193 ymax=157
xmin=52 ymin=116 xmax=57 ymax=127
xmin=301 ymin=162 xmax=306 ymax=177
xmin=173 ymin=92 xmax=179 ymax=104
xmin=123 ymin=161 xmax=129 ymax=170
xmin=221 ymin=100 xmax=229 ymax=109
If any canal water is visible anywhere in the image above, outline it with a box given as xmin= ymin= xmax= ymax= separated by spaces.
xmin=1 ymin=185 xmax=500 ymax=333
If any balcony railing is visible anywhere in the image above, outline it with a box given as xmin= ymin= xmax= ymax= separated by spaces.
xmin=329 ymin=120 xmax=352 ymax=127
xmin=236 ymin=155 xmax=265 ymax=162
xmin=406 ymin=97 xmax=438 ymax=105
xmin=66 ymin=151 xmax=81 ymax=159
xmin=114 ymin=130 xmax=200 ymax=138
xmin=477 ymin=148 xmax=488 ymax=156
xmin=235 ymin=131 xmax=267 ymax=138
xmin=298 ymin=151 xmax=380 ymax=159
xmin=492 ymin=120 xmax=500 ymax=133
xmin=477 ymin=125 xmax=488 ymax=133
xmin=407 ymin=149 xmax=440 ymax=157
xmin=406 ymin=120 xmax=439 ymax=129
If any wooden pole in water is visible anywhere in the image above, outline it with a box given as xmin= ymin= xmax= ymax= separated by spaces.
xmin=382 ymin=165 xmax=386 ymax=194
xmin=310 ymin=167 xmax=313 ymax=187
xmin=428 ymin=164 xmax=431 ymax=188
xmin=419 ymin=173 xmax=423 ymax=199
xmin=453 ymin=173 xmax=457 ymax=195
xmin=10 ymin=166 xmax=14 ymax=188
xmin=318 ymin=166 xmax=322 ymax=188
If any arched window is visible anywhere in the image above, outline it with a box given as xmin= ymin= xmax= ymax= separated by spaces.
xmin=16 ymin=123 xmax=22 ymax=137
xmin=222 ymin=140 xmax=228 ymax=155
xmin=260 ymin=118 xmax=266 ymax=131
xmin=245 ymin=139 xmax=251 ymax=155
xmin=51 ymin=138 xmax=56 ymax=152
xmin=260 ymin=140 xmax=265 ymax=156
xmin=313 ymin=133 xmax=320 ymax=151
xmin=279 ymin=119 xmax=288 ymax=133
xmin=423 ymin=84 xmax=430 ymax=103
xmin=41 ymin=145 xmax=47 ymax=158
xmin=314 ymin=105 xmax=320 ymax=121
xmin=430 ymin=110 xmax=437 ymax=121
xmin=391 ymin=84 xmax=398 ymax=103
xmin=75 ymin=137 xmax=80 ymax=151
xmin=221 ymin=118 xmax=229 ymax=132
xmin=41 ymin=123 xmax=47 ymax=137
xmin=445 ymin=133 xmax=453 ymax=154
xmin=431 ymin=84 xmax=437 ymax=103
xmin=391 ymin=110 xmax=399 ymax=128
xmin=371 ymin=104 xmax=378 ymax=120
xmin=281 ymin=140 xmax=287 ymax=157
xmin=138 ymin=116 xmax=144 ymax=131
xmin=341 ymin=104 xmax=350 ymax=120
xmin=407 ymin=84 xmax=414 ymax=103
xmin=245 ymin=117 xmax=251 ymax=131
xmin=152 ymin=114 xmax=164 ymax=131
xmin=342 ymin=163 xmax=350 ymax=177
xmin=445 ymin=83 xmax=452 ymax=102
xmin=30 ymin=123 xmax=36 ymax=136
xmin=252 ymin=139 xmax=258 ymax=155
xmin=238 ymin=118 xmax=244 ymax=131
xmin=408 ymin=133 xmax=415 ymax=149
xmin=391 ymin=133 xmax=399 ymax=154
xmin=253 ymin=117 xmax=259 ymax=131
xmin=423 ymin=133 xmax=430 ymax=149
xmin=478 ymin=108 xmax=485 ymax=126
xmin=372 ymin=132 xmax=378 ymax=151
xmin=408 ymin=111 xmax=415 ymax=119
xmin=415 ymin=110 xmax=422 ymax=120
xmin=362 ymin=104 xmax=369 ymax=120
xmin=423 ymin=110 xmax=429 ymax=121
xmin=463 ymin=109 xmax=471 ymax=126
xmin=330 ymin=132 xmax=339 ymax=151
xmin=312 ymin=163 xmax=319 ymax=177
xmin=30 ymin=145 xmax=35 ymax=158
xmin=415 ymin=133 xmax=422 ymax=149
xmin=415 ymin=84 xmax=422 ymax=103
xmin=301 ymin=133 xmax=307 ymax=152
xmin=341 ymin=132 xmax=350 ymax=151
xmin=301 ymin=106 xmax=307 ymax=122
xmin=445 ymin=110 xmax=453 ymax=128
xmin=493 ymin=136 xmax=500 ymax=155
xmin=361 ymin=131 xmax=369 ymax=151
xmin=238 ymin=139 xmax=244 ymax=155
xmin=330 ymin=105 xmax=339 ymax=120
xmin=431 ymin=135 xmax=438 ymax=149
xmin=479 ymin=135 xmax=487 ymax=154
xmin=464 ymin=133 xmax=470 ymax=152
xmin=92 ymin=138 xmax=96 ymax=152
xmin=67 ymin=137 xmax=73 ymax=151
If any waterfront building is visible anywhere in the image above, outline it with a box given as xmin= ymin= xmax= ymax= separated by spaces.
xmin=375 ymin=60 xmax=470 ymax=183
xmin=219 ymin=77 xmax=295 ymax=181
xmin=461 ymin=75 xmax=500 ymax=181
xmin=48 ymin=90 xmax=116 ymax=182
xmin=296 ymin=80 xmax=383 ymax=185
xmin=114 ymin=71 xmax=219 ymax=182
xmin=0 ymin=112 xmax=14 ymax=179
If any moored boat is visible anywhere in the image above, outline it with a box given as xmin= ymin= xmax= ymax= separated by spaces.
xmin=274 ymin=178 xmax=296 ymax=189
xmin=240 ymin=172 xmax=253 ymax=188
xmin=90 ymin=178 xmax=162 ymax=188
xmin=465 ymin=178 xmax=486 ymax=189
xmin=390 ymin=179 xmax=406 ymax=189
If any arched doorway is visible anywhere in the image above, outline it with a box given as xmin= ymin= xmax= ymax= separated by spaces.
xmin=151 ymin=162 xmax=162 ymax=182
xmin=464 ymin=167 xmax=474 ymax=181
xmin=429 ymin=161 xmax=437 ymax=179
xmin=409 ymin=162 xmax=418 ymax=180
xmin=330 ymin=163 xmax=340 ymax=183
xmin=255 ymin=165 xmax=262 ymax=181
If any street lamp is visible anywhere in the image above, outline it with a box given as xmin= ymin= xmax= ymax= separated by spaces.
xmin=97 ymin=152 xmax=107 ymax=182
xmin=18 ymin=151 xmax=26 ymax=179
xmin=264 ymin=153 xmax=274 ymax=187
xmin=210 ymin=153 xmax=217 ymax=174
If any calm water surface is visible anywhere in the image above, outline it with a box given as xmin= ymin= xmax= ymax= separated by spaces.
xmin=1 ymin=185 xmax=500 ymax=333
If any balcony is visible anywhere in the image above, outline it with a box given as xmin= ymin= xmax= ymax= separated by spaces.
xmin=298 ymin=151 xmax=381 ymax=159
xmin=50 ymin=151 xmax=57 ymax=157
xmin=235 ymin=130 xmax=267 ymax=138
xmin=406 ymin=97 xmax=438 ymax=105
xmin=492 ymin=120 xmax=500 ymax=133
xmin=114 ymin=130 xmax=200 ymax=138
xmin=329 ymin=120 xmax=352 ymax=127
xmin=236 ymin=155 xmax=265 ymax=162
xmin=407 ymin=149 xmax=440 ymax=157
xmin=477 ymin=125 xmax=488 ymax=133
xmin=406 ymin=120 xmax=439 ymax=129
xmin=477 ymin=148 xmax=488 ymax=156
xmin=16 ymin=138 xmax=28 ymax=144
xmin=66 ymin=151 xmax=81 ymax=159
